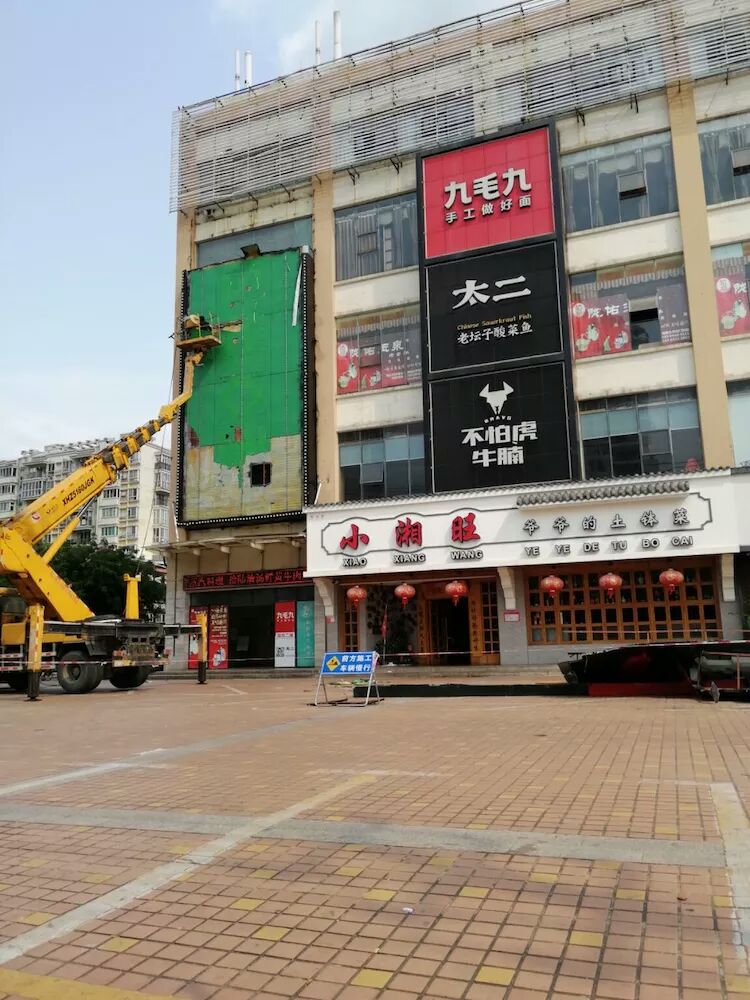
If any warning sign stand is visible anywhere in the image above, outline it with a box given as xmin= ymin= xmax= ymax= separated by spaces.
xmin=313 ymin=651 xmax=381 ymax=707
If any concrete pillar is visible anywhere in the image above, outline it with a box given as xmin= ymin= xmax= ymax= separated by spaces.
xmin=312 ymin=172 xmax=340 ymax=503
xmin=667 ymin=83 xmax=733 ymax=467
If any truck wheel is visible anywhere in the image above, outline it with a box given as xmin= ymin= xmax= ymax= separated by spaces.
xmin=5 ymin=673 xmax=27 ymax=692
xmin=109 ymin=666 xmax=150 ymax=690
xmin=57 ymin=651 xmax=99 ymax=694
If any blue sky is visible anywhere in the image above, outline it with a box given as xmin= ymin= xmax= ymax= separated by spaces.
xmin=0 ymin=0 xmax=489 ymax=456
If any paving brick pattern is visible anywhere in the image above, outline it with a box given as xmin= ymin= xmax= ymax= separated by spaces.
xmin=0 ymin=678 xmax=747 ymax=999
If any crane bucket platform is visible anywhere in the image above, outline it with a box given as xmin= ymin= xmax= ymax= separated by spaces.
xmin=175 ymin=314 xmax=222 ymax=352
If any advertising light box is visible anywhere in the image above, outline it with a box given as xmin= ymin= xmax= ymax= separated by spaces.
xmin=426 ymin=242 xmax=562 ymax=375
xmin=429 ymin=363 xmax=573 ymax=493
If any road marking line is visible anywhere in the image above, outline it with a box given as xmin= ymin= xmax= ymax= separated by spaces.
xmin=710 ymin=782 xmax=750 ymax=945
xmin=0 ymin=773 xmax=374 ymax=964
xmin=0 ymin=967 xmax=174 ymax=1000
xmin=221 ymin=685 xmax=247 ymax=695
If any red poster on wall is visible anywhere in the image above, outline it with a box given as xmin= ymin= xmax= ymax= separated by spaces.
xmin=274 ymin=601 xmax=296 ymax=668
xmin=188 ymin=606 xmax=207 ymax=670
xmin=570 ymin=294 xmax=631 ymax=359
xmin=208 ymin=604 xmax=229 ymax=670
xmin=715 ymin=273 xmax=750 ymax=337
xmin=336 ymin=338 xmax=359 ymax=394
xmin=421 ymin=127 xmax=555 ymax=260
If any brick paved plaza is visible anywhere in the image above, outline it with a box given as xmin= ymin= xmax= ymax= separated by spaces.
xmin=0 ymin=678 xmax=748 ymax=1000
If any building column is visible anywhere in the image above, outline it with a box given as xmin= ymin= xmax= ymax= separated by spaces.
xmin=312 ymin=172 xmax=340 ymax=504
xmin=667 ymin=83 xmax=733 ymax=467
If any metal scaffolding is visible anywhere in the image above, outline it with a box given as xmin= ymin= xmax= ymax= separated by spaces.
xmin=170 ymin=0 xmax=750 ymax=212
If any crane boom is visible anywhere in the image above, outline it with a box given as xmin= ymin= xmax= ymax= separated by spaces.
xmin=0 ymin=350 xmax=205 ymax=622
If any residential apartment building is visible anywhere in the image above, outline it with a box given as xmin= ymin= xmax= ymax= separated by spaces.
xmin=165 ymin=0 xmax=750 ymax=668
xmin=0 ymin=441 xmax=171 ymax=553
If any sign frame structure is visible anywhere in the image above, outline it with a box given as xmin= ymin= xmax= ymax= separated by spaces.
xmin=314 ymin=651 xmax=382 ymax=707
xmin=416 ymin=120 xmax=580 ymax=495
xmin=175 ymin=250 xmax=317 ymax=528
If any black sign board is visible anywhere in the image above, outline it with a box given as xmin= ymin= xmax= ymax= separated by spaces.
xmin=426 ymin=242 xmax=562 ymax=375
xmin=429 ymin=363 xmax=572 ymax=492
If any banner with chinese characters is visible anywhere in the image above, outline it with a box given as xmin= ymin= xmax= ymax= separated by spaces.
xmin=429 ymin=363 xmax=572 ymax=492
xmin=570 ymin=293 xmax=631 ymax=359
xmin=183 ymin=568 xmax=306 ymax=591
xmin=426 ymin=242 xmax=562 ymax=374
xmin=306 ymin=474 xmax=738 ymax=578
xmin=421 ymin=127 xmax=555 ymax=259
xmin=274 ymin=601 xmax=296 ymax=668
xmin=188 ymin=606 xmax=207 ymax=669
xmin=714 ymin=269 xmax=750 ymax=338
xmin=208 ymin=604 xmax=229 ymax=670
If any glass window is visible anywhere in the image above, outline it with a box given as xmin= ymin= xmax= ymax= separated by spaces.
xmin=699 ymin=113 xmax=750 ymax=205
xmin=569 ymin=255 xmax=690 ymax=360
xmin=338 ymin=423 xmax=425 ymax=501
xmin=196 ymin=218 xmax=313 ymax=267
xmin=336 ymin=306 xmax=421 ymax=395
xmin=561 ymin=132 xmax=677 ymax=233
xmin=335 ymin=194 xmax=418 ymax=281
xmin=580 ymin=389 xmax=703 ymax=479
xmin=712 ymin=242 xmax=750 ymax=338
xmin=729 ymin=381 xmax=750 ymax=468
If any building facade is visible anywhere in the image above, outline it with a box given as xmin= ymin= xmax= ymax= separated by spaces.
xmin=166 ymin=0 xmax=750 ymax=668
xmin=0 ymin=441 xmax=171 ymax=553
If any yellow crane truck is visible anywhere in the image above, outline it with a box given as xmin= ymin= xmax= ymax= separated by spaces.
xmin=0 ymin=332 xmax=212 ymax=700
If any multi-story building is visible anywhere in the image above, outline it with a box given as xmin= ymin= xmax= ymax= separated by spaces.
xmin=0 ymin=440 xmax=171 ymax=553
xmin=165 ymin=0 xmax=750 ymax=668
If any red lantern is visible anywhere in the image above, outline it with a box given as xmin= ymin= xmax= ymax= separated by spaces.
xmin=445 ymin=579 xmax=468 ymax=606
xmin=346 ymin=585 xmax=367 ymax=607
xmin=540 ymin=574 xmax=565 ymax=599
xmin=659 ymin=568 xmax=685 ymax=597
xmin=394 ymin=583 xmax=416 ymax=608
xmin=599 ymin=572 xmax=623 ymax=600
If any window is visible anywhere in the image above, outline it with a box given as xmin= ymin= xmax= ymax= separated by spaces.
xmin=561 ymin=132 xmax=677 ymax=233
xmin=0 ymin=466 xmax=16 ymax=479
xmin=102 ymin=487 xmax=118 ymax=499
xmin=152 ymin=527 xmax=168 ymax=544
xmin=101 ymin=526 xmax=118 ymax=538
xmin=339 ymin=424 xmax=425 ymax=501
xmin=526 ymin=560 xmax=719 ymax=644
xmin=249 ymin=463 xmax=272 ymax=487
xmin=570 ymin=255 xmax=690 ymax=359
xmin=196 ymin=218 xmax=313 ymax=267
xmin=729 ymin=381 xmax=750 ymax=468
xmin=19 ymin=479 xmax=50 ymax=500
xmin=481 ymin=582 xmax=500 ymax=654
xmin=0 ymin=500 xmax=14 ymax=514
xmin=335 ymin=194 xmax=418 ymax=281
xmin=699 ymin=113 xmax=750 ymax=205
xmin=155 ymin=471 xmax=170 ymax=491
xmin=336 ymin=307 xmax=422 ymax=395
xmin=127 ymin=507 xmax=138 ymax=520
xmin=579 ymin=389 xmax=703 ymax=478
xmin=712 ymin=242 xmax=750 ymax=338
xmin=126 ymin=526 xmax=137 ymax=540
xmin=343 ymin=599 xmax=359 ymax=652
xmin=127 ymin=489 xmax=138 ymax=502
xmin=0 ymin=484 xmax=15 ymax=495
xmin=99 ymin=506 xmax=117 ymax=519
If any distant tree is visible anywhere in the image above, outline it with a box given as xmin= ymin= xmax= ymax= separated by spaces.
xmin=48 ymin=542 xmax=166 ymax=619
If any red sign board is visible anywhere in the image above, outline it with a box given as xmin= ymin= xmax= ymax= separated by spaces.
xmin=208 ymin=604 xmax=229 ymax=669
xmin=188 ymin=606 xmax=207 ymax=670
xmin=184 ymin=568 xmax=305 ymax=591
xmin=422 ymin=128 xmax=555 ymax=260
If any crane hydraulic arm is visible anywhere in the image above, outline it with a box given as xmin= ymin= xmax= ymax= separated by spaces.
xmin=0 ymin=349 xmax=206 ymax=623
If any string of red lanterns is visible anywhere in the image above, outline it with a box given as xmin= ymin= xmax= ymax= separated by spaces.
xmin=540 ymin=574 xmax=565 ymax=598
xmin=598 ymin=572 xmax=623 ymax=600
xmin=345 ymin=585 xmax=367 ymax=606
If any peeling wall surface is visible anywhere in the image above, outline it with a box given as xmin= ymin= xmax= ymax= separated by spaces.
xmin=182 ymin=250 xmax=305 ymax=522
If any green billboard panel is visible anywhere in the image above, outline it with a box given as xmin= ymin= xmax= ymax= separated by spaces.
xmin=178 ymin=249 xmax=314 ymax=525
